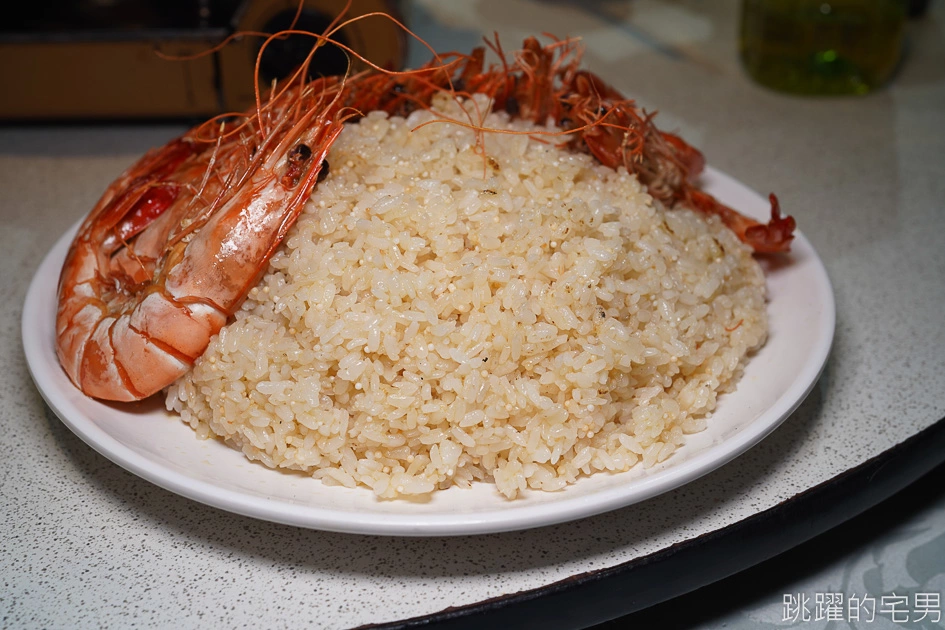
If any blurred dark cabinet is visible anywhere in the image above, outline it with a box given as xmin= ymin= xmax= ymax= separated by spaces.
xmin=0 ymin=0 xmax=405 ymax=119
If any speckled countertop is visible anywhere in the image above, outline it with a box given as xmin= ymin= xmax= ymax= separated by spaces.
xmin=2 ymin=1 xmax=944 ymax=628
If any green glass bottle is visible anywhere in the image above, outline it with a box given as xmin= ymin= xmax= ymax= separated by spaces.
xmin=740 ymin=0 xmax=906 ymax=95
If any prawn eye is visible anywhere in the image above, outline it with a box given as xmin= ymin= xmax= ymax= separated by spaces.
xmin=505 ymin=95 xmax=520 ymax=117
xmin=289 ymin=143 xmax=313 ymax=163
xmin=282 ymin=143 xmax=315 ymax=188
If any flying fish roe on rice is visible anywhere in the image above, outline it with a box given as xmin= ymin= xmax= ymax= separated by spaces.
xmin=166 ymin=94 xmax=767 ymax=500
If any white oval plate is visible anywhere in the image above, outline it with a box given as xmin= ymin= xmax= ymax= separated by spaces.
xmin=23 ymin=167 xmax=834 ymax=536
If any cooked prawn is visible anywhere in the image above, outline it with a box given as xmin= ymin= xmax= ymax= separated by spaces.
xmin=56 ymin=79 xmax=349 ymax=401
xmin=341 ymin=34 xmax=795 ymax=253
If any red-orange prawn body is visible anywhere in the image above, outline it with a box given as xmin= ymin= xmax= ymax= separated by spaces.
xmin=347 ymin=36 xmax=796 ymax=254
xmin=56 ymin=80 xmax=345 ymax=401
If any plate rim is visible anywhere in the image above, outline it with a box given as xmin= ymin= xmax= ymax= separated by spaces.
xmin=22 ymin=166 xmax=836 ymax=536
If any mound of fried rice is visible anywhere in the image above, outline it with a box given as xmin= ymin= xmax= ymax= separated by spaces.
xmin=166 ymin=94 xmax=767 ymax=499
